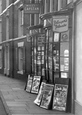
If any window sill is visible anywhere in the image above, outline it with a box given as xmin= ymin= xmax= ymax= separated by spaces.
xmin=17 ymin=70 xmax=23 ymax=75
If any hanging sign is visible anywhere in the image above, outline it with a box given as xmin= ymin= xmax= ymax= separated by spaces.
xmin=53 ymin=16 xmax=68 ymax=32
xmin=44 ymin=18 xmax=52 ymax=27
xmin=24 ymin=4 xmax=40 ymax=13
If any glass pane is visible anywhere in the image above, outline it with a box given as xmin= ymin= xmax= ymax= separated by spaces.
xmin=60 ymin=42 xmax=69 ymax=57
xmin=60 ymin=57 xmax=69 ymax=72
xmin=53 ymin=56 xmax=59 ymax=72
xmin=48 ymin=56 xmax=52 ymax=70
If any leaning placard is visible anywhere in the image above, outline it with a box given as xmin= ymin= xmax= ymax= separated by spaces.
xmin=34 ymin=82 xmax=46 ymax=106
xmin=25 ymin=75 xmax=33 ymax=93
xmin=40 ymin=84 xmax=54 ymax=109
xmin=53 ymin=84 xmax=68 ymax=111
xmin=31 ymin=76 xmax=41 ymax=94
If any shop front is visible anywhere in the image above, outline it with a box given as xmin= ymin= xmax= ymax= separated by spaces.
xmin=25 ymin=8 xmax=74 ymax=114
xmin=39 ymin=8 xmax=73 ymax=113
xmin=27 ymin=24 xmax=45 ymax=80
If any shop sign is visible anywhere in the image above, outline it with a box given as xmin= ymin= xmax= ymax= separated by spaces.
xmin=37 ymin=34 xmax=45 ymax=46
xmin=44 ymin=18 xmax=52 ymax=27
xmin=24 ymin=4 xmax=40 ymax=13
xmin=18 ymin=42 xmax=24 ymax=47
xmin=53 ymin=16 xmax=68 ymax=32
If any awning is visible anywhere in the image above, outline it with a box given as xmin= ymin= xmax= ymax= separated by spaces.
xmin=27 ymin=24 xmax=43 ymax=30
xmin=40 ymin=2 xmax=73 ymax=20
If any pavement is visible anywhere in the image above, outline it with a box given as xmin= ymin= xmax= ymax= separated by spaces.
xmin=0 ymin=97 xmax=7 ymax=115
xmin=0 ymin=74 xmax=74 ymax=115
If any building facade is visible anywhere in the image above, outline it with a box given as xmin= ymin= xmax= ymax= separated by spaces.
xmin=0 ymin=0 xmax=82 ymax=115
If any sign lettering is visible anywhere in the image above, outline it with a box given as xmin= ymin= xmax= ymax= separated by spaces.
xmin=53 ymin=16 xmax=68 ymax=32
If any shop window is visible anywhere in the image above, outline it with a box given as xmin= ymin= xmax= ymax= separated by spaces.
xmin=18 ymin=47 xmax=23 ymax=74
xmin=17 ymin=42 xmax=25 ymax=74
xmin=0 ymin=49 xmax=2 ymax=68
xmin=6 ymin=16 xmax=9 ymax=40
xmin=18 ymin=9 xmax=24 ymax=37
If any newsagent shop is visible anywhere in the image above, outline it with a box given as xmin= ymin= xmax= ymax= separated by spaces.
xmin=25 ymin=8 xmax=74 ymax=114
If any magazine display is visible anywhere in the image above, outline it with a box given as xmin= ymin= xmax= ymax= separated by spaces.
xmin=31 ymin=76 xmax=41 ymax=94
xmin=34 ymin=82 xmax=46 ymax=106
xmin=40 ymin=84 xmax=54 ymax=109
xmin=53 ymin=84 xmax=68 ymax=111
xmin=26 ymin=75 xmax=33 ymax=92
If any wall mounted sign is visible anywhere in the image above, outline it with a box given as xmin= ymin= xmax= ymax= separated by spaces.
xmin=53 ymin=16 xmax=68 ymax=32
xmin=24 ymin=4 xmax=40 ymax=13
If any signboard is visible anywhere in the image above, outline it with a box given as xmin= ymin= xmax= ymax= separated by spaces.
xmin=40 ymin=84 xmax=54 ymax=109
xmin=53 ymin=16 xmax=68 ymax=32
xmin=34 ymin=82 xmax=46 ymax=106
xmin=26 ymin=75 xmax=33 ymax=92
xmin=37 ymin=34 xmax=45 ymax=46
xmin=31 ymin=76 xmax=41 ymax=94
xmin=24 ymin=4 xmax=40 ymax=13
xmin=53 ymin=84 xmax=68 ymax=111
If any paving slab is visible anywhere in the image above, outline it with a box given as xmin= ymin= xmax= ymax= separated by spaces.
xmin=0 ymin=74 xmax=74 ymax=115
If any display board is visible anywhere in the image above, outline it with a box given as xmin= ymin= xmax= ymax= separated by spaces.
xmin=31 ymin=76 xmax=41 ymax=94
xmin=53 ymin=84 xmax=68 ymax=111
xmin=34 ymin=82 xmax=46 ymax=105
xmin=25 ymin=75 xmax=33 ymax=92
xmin=40 ymin=83 xmax=54 ymax=109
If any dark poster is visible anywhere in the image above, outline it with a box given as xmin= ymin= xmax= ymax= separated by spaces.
xmin=31 ymin=76 xmax=41 ymax=94
xmin=40 ymin=84 xmax=54 ymax=109
xmin=53 ymin=84 xmax=68 ymax=111
xmin=34 ymin=82 xmax=46 ymax=106
xmin=26 ymin=75 xmax=33 ymax=92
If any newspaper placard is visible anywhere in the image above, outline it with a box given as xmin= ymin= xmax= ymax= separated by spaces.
xmin=34 ymin=82 xmax=46 ymax=106
xmin=40 ymin=84 xmax=54 ymax=109
xmin=26 ymin=75 xmax=33 ymax=92
xmin=53 ymin=84 xmax=68 ymax=111
xmin=31 ymin=76 xmax=41 ymax=94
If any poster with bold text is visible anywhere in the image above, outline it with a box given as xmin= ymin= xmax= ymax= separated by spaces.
xmin=53 ymin=84 xmax=68 ymax=111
